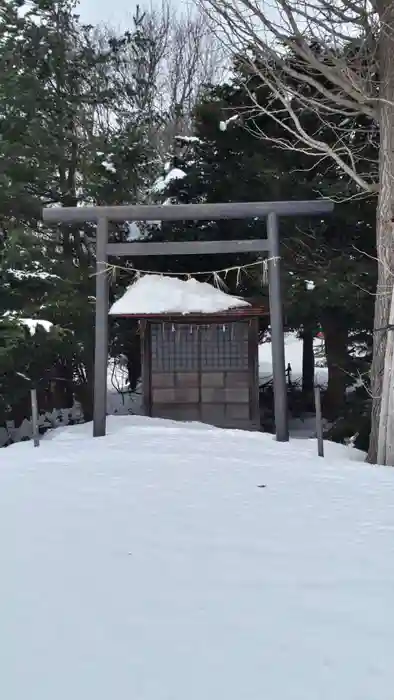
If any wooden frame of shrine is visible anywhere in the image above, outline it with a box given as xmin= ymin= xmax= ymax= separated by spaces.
xmin=111 ymin=301 xmax=269 ymax=432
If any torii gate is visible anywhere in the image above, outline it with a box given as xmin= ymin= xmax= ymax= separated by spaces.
xmin=43 ymin=199 xmax=333 ymax=441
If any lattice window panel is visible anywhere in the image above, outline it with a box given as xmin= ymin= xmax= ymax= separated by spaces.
xmin=151 ymin=323 xmax=199 ymax=372
xmin=200 ymin=323 xmax=249 ymax=370
xmin=150 ymin=322 xmax=249 ymax=372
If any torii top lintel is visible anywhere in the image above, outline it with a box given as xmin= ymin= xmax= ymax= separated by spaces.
xmin=42 ymin=199 xmax=333 ymax=224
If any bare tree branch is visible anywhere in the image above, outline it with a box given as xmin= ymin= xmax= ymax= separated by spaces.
xmin=104 ymin=1 xmax=228 ymax=160
xmin=197 ymin=0 xmax=380 ymax=192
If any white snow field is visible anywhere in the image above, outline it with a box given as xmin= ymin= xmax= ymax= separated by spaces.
xmin=1 ymin=415 xmax=393 ymax=700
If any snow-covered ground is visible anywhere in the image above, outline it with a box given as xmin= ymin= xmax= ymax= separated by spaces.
xmin=0 ymin=415 xmax=393 ymax=700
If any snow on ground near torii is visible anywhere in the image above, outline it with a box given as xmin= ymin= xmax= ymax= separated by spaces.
xmin=1 ymin=415 xmax=394 ymax=700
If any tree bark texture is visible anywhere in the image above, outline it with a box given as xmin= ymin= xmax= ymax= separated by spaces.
xmin=377 ymin=289 xmax=394 ymax=463
xmin=368 ymin=0 xmax=394 ymax=464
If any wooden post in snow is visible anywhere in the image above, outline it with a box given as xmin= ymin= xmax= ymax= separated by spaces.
xmin=314 ymin=385 xmax=324 ymax=458
xmin=30 ymin=388 xmax=40 ymax=448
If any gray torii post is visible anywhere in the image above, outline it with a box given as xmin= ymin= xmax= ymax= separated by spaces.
xmin=42 ymin=199 xmax=333 ymax=442
xmin=267 ymin=211 xmax=288 ymax=441
xmin=94 ymin=217 xmax=109 ymax=438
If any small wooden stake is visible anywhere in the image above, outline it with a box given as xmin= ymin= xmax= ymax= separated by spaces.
xmin=314 ymin=385 xmax=324 ymax=458
xmin=30 ymin=388 xmax=40 ymax=448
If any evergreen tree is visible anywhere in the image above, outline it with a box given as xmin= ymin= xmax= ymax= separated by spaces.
xmin=0 ymin=0 xmax=159 ymax=428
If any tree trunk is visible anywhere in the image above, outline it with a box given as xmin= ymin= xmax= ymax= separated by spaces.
xmin=301 ymin=327 xmax=315 ymax=408
xmin=368 ymin=214 xmax=393 ymax=464
xmin=125 ymin=324 xmax=141 ymax=393
xmin=368 ymin=0 xmax=394 ymax=464
xmin=321 ymin=314 xmax=348 ymax=418
xmin=377 ymin=287 xmax=394 ymax=464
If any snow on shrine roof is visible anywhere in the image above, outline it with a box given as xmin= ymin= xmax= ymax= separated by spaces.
xmin=109 ymin=275 xmax=251 ymax=317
